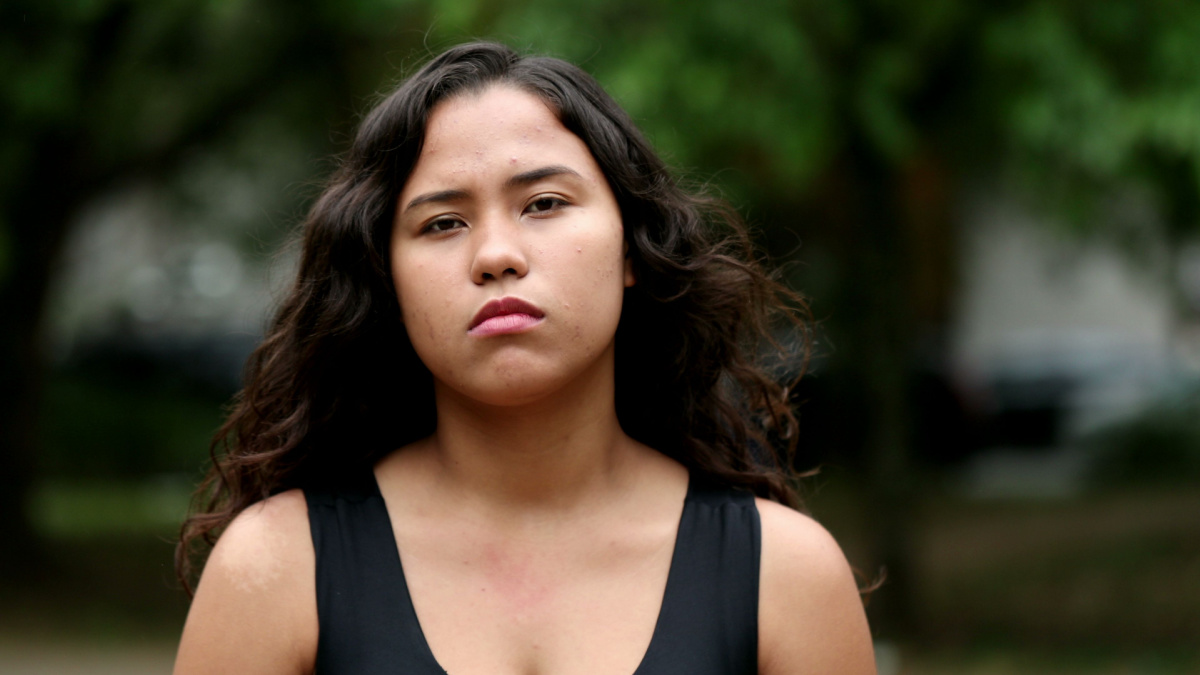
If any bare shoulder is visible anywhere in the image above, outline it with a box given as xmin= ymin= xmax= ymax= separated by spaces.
xmin=174 ymin=489 xmax=317 ymax=675
xmin=756 ymin=498 xmax=876 ymax=675
xmin=204 ymin=489 xmax=312 ymax=584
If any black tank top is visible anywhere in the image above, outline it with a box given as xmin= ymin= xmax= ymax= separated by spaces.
xmin=305 ymin=470 xmax=761 ymax=674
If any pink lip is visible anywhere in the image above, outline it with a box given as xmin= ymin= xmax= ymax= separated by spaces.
xmin=468 ymin=297 xmax=545 ymax=336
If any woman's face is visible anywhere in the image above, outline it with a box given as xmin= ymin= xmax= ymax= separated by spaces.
xmin=391 ymin=85 xmax=633 ymax=408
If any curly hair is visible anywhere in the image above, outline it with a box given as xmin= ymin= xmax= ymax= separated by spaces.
xmin=177 ymin=41 xmax=811 ymax=592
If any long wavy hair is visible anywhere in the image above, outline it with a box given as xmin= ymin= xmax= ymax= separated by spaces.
xmin=177 ymin=41 xmax=811 ymax=591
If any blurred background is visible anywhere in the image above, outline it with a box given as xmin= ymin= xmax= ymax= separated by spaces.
xmin=3 ymin=1 xmax=1200 ymax=673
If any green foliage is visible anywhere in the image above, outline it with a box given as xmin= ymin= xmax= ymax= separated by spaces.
xmin=7 ymin=0 xmax=1200 ymax=237
xmin=374 ymin=0 xmax=1200 ymax=239
xmin=468 ymin=0 xmax=836 ymax=203
xmin=984 ymin=1 xmax=1200 ymax=236
xmin=31 ymin=478 xmax=192 ymax=537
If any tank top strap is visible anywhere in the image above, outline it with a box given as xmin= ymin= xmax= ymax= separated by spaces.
xmin=306 ymin=469 xmax=445 ymax=674
xmin=634 ymin=478 xmax=761 ymax=675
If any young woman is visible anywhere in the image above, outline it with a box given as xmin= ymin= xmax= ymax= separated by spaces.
xmin=174 ymin=42 xmax=875 ymax=675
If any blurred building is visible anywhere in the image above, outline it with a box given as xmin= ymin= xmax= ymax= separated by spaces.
xmin=948 ymin=195 xmax=1200 ymax=496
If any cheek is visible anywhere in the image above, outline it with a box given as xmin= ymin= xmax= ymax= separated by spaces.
xmin=400 ymin=303 xmax=458 ymax=384
xmin=393 ymin=261 xmax=444 ymax=347
xmin=565 ymin=236 xmax=628 ymax=325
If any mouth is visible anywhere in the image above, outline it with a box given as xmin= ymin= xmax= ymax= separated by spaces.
xmin=468 ymin=296 xmax=546 ymax=336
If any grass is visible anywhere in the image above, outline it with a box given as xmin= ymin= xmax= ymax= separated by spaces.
xmin=0 ymin=530 xmax=189 ymax=645
xmin=911 ymin=488 xmax=1200 ymax=648
xmin=893 ymin=643 xmax=1200 ymax=674
xmin=3 ymin=480 xmax=195 ymax=646
xmin=801 ymin=467 xmax=1200 ymax=669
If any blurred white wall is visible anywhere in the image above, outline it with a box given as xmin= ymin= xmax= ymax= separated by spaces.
xmin=950 ymin=195 xmax=1192 ymax=440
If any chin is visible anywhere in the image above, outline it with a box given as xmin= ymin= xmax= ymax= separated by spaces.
xmin=431 ymin=345 xmax=616 ymax=410
xmin=430 ymin=368 xmax=549 ymax=405
xmin=438 ymin=367 xmax=597 ymax=410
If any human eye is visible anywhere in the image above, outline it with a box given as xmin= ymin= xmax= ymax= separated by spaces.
xmin=524 ymin=196 xmax=568 ymax=215
xmin=421 ymin=216 xmax=465 ymax=234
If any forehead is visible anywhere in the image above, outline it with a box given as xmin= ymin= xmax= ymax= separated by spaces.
xmin=400 ymin=85 xmax=604 ymax=194
xmin=423 ymin=85 xmax=563 ymax=148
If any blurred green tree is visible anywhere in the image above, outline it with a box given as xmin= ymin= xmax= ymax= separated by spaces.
xmin=4 ymin=0 xmax=1200 ymax=637
xmin=0 ymin=0 xmax=433 ymax=574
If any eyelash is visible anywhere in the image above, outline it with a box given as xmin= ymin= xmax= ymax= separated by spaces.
xmin=422 ymin=217 xmax=465 ymax=234
xmin=419 ymin=196 xmax=569 ymax=234
xmin=525 ymin=195 xmax=568 ymax=214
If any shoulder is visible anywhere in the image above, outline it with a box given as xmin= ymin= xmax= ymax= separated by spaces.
xmin=755 ymin=498 xmax=876 ymax=675
xmin=206 ymin=489 xmax=313 ymax=580
xmin=174 ymin=489 xmax=317 ymax=675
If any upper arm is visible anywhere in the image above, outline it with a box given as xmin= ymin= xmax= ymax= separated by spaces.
xmin=174 ymin=489 xmax=318 ymax=675
xmin=756 ymin=499 xmax=876 ymax=675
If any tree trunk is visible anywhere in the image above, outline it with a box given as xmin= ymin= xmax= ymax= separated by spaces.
xmin=815 ymin=135 xmax=924 ymax=639
xmin=0 ymin=135 xmax=84 ymax=576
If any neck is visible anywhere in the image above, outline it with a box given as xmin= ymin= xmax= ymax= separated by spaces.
xmin=423 ymin=355 xmax=634 ymax=512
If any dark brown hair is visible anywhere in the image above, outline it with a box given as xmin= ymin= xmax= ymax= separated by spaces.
xmin=177 ymin=41 xmax=810 ymax=591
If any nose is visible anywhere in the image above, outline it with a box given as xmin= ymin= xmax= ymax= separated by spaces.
xmin=469 ymin=216 xmax=529 ymax=284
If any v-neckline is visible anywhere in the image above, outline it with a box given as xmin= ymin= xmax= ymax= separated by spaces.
xmin=366 ymin=470 xmax=694 ymax=675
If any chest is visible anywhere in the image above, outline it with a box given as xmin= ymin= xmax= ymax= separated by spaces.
xmin=396 ymin=519 xmax=675 ymax=675
xmin=306 ymin=481 xmax=761 ymax=675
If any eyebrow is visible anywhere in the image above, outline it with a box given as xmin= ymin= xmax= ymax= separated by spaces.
xmin=505 ymin=164 xmax=582 ymax=188
xmin=402 ymin=189 xmax=468 ymax=214
xmin=401 ymin=165 xmax=584 ymax=214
